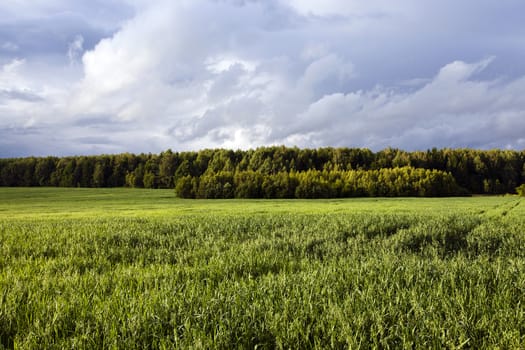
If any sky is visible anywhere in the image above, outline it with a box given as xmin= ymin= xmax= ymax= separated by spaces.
xmin=1 ymin=0 xmax=525 ymax=157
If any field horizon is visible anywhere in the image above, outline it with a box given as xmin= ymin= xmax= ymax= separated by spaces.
xmin=0 ymin=187 xmax=519 ymax=219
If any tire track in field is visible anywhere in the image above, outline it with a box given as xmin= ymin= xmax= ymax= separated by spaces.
xmin=477 ymin=197 xmax=521 ymax=218
xmin=494 ymin=198 xmax=521 ymax=217
xmin=500 ymin=198 xmax=521 ymax=216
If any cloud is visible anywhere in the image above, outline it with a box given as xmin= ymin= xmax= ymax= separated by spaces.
xmin=287 ymin=59 xmax=525 ymax=150
xmin=1 ymin=0 xmax=525 ymax=157
xmin=67 ymin=35 xmax=84 ymax=65
xmin=1 ymin=41 xmax=19 ymax=52
xmin=0 ymin=59 xmax=44 ymax=108
xmin=0 ymin=88 xmax=44 ymax=102
xmin=282 ymin=0 xmax=404 ymax=17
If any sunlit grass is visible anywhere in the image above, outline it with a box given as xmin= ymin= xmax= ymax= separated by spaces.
xmin=0 ymin=187 xmax=515 ymax=219
xmin=0 ymin=188 xmax=524 ymax=348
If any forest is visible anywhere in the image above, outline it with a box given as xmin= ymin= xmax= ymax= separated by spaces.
xmin=1 ymin=147 xmax=524 ymax=198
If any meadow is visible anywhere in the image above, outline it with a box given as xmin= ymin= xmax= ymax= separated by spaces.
xmin=0 ymin=188 xmax=524 ymax=348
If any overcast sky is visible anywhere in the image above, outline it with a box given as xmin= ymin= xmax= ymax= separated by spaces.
xmin=1 ymin=0 xmax=525 ymax=157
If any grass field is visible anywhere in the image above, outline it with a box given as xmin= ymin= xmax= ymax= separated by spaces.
xmin=1 ymin=188 xmax=524 ymax=348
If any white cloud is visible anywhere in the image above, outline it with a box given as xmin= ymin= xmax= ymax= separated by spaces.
xmin=1 ymin=0 xmax=525 ymax=156
xmin=67 ymin=35 xmax=84 ymax=65
xmin=288 ymin=59 xmax=525 ymax=150
xmin=283 ymin=0 xmax=406 ymax=17
xmin=1 ymin=58 xmax=25 ymax=75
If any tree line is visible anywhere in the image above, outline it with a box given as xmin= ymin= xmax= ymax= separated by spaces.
xmin=1 ymin=147 xmax=524 ymax=197
xmin=174 ymin=167 xmax=460 ymax=199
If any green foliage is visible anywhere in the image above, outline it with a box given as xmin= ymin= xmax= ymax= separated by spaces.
xmin=174 ymin=175 xmax=197 ymax=198
xmin=393 ymin=215 xmax=481 ymax=256
xmin=0 ymin=189 xmax=524 ymax=348
xmin=142 ymin=171 xmax=156 ymax=189
xmin=174 ymin=167 xmax=460 ymax=199
xmin=517 ymin=184 xmax=525 ymax=196
xmin=197 ymin=171 xmax=234 ymax=199
xmin=294 ymin=170 xmax=334 ymax=198
xmin=262 ymin=172 xmax=296 ymax=198
xmin=1 ymin=147 xmax=525 ymax=197
xmin=92 ymin=162 xmax=106 ymax=187
xmin=233 ymin=171 xmax=263 ymax=198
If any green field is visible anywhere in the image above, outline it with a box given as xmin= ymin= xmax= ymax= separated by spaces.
xmin=1 ymin=188 xmax=524 ymax=348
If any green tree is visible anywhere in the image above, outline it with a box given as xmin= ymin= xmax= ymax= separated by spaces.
xmin=143 ymin=171 xmax=157 ymax=189
xmin=234 ymin=171 xmax=263 ymax=198
xmin=159 ymin=150 xmax=176 ymax=188
xmin=92 ymin=162 xmax=106 ymax=188
xmin=174 ymin=160 xmax=192 ymax=182
xmin=175 ymin=175 xmax=196 ymax=198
